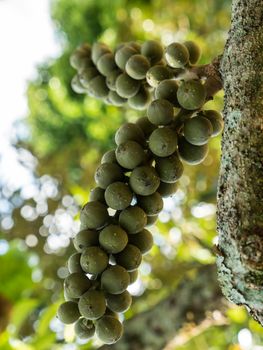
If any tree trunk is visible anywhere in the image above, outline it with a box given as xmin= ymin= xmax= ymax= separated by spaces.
xmin=217 ymin=0 xmax=263 ymax=324
xmin=99 ymin=265 xmax=224 ymax=350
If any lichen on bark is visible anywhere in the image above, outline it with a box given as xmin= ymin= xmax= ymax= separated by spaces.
xmin=216 ymin=0 xmax=263 ymax=325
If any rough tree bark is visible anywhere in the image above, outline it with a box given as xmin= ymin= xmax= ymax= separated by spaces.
xmin=216 ymin=0 xmax=263 ymax=324
xmin=99 ymin=266 xmax=224 ymax=350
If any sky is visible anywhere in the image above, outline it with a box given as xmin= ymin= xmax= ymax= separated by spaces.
xmin=0 ymin=0 xmax=60 ymax=190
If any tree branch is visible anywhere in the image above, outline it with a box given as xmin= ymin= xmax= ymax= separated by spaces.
xmin=99 ymin=265 xmax=224 ymax=350
xmin=216 ymin=0 xmax=263 ymax=325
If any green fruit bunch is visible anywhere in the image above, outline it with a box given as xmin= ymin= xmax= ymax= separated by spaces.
xmin=57 ymin=39 xmax=223 ymax=345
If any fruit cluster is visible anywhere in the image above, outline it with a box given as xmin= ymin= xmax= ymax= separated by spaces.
xmin=57 ymin=39 xmax=223 ymax=344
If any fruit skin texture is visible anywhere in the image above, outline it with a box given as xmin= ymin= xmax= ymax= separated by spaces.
xmin=128 ymin=229 xmax=153 ymax=254
xmin=129 ymin=165 xmax=160 ymax=196
xmin=70 ymin=43 xmax=92 ymax=70
xmin=97 ymin=53 xmax=117 ymax=76
xmin=165 ymin=42 xmax=189 ymax=68
xmin=101 ymin=265 xmax=130 ymax=294
xmin=146 ymin=214 xmax=158 ymax=226
xmin=203 ymin=110 xmax=224 ymax=136
xmin=74 ymin=318 xmax=95 ymax=339
xmin=64 ymin=272 xmax=91 ymax=298
xmin=137 ymin=192 xmax=163 ymax=216
xmin=141 ymin=40 xmax=164 ymax=65
xmin=80 ymin=246 xmax=109 ymax=275
xmin=99 ymin=224 xmax=128 ymax=254
xmin=106 ymin=290 xmax=132 ymax=313
xmin=57 ymin=301 xmax=80 ymax=324
xmin=73 ymin=229 xmax=99 ymax=252
xmin=128 ymin=85 xmax=151 ymax=110
xmin=158 ymin=181 xmax=178 ymax=198
xmin=89 ymin=187 xmax=106 ymax=203
xmin=146 ymin=65 xmax=171 ymax=88
xmin=78 ymin=290 xmax=106 ymax=320
xmin=68 ymin=253 xmax=83 ymax=273
xmin=147 ymin=99 xmax=174 ymax=126
xmin=178 ymin=136 xmax=208 ymax=165
xmin=91 ymin=42 xmax=111 ymax=64
xmin=80 ymin=201 xmax=109 ymax=230
xmin=177 ymin=80 xmax=206 ymax=110
xmin=125 ymin=54 xmax=150 ymax=80
xmin=115 ymin=45 xmax=137 ymax=70
xmin=105 ymin=182 xmax=133 ymax=210
xmin=149 ymin=127 xmax=177 ymax=157
xmin=95 ymin=162 xmax=124 ymax=189
xmin=115 ymin=244 xmax=142 ymax=271
xmin=155 ymin=153 xmax=184 ymax=183
xmin=135 ymin=117 xmax=157 ymax=137
xmin=183 ymin=41 xmax=201 ymax=65
xmin=119 ymin=205 xmax=147 ymax=234
xmin=155 ymin=79 xmax=179 ymax=106
xmin=116 ymin=140 xmax=145 ymax=169
xmin=128 ymin=270 xmax=138 ymax=284
xmin=115 ymin=122 xmax=145 ymax=146
xmin=88 ymin=75 xmax=109 ymax=98
xmin=79 ymin=67 xmax=99 ymax=88
xmin=116 ymin=73 xmax=141 ymax=98
xmin=95 ymin=315 xmax=123 ymax=344
xmin=183 ymin=116 xmax=213 ymax=145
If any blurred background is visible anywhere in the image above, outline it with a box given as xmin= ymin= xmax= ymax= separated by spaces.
xmin=0 ymin=0 xmax=263 ymax=349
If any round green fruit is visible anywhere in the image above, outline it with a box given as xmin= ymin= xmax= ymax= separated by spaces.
xmin=155 ymin=153 xmax=184 ymax=183
xmin=115 ymin=122 xmax=145 ymax=146
xmin=105 ymin=308 xmax=119 ymax=319
xmin=137 ymin=192 xmax=163 ymax=216
xmin=89 ymin=187 xmax=106 ymax=203
xmin=99 ymin=225 xmax=128 ymax=254
xmin=149 ymin=127 xmax=177 ymax=157
xmin=116 ymin=141 xmax=145 ymax=170
xmin=101 ymin=265 xmax=130 ymax=294
xmin=106 ymin=69 xmax=122 ymax=91
xmin=177 ymin=80 xmax=206 ymax=110
xmin=135 ymin=117 xmax=157 ymax=137
xmin=106 ymin=290 xmax=132 ymax=313
xmin=57 ymin=301 xmax=80 ymax=324
xmin=116 ymin=73 xmax=141 ymax=98
xmin=97 ymin=53 xmax=117 ymax=76
xmin=128 ymin=85 xmax=151 ymax=110
xmin=101 ymin=150 xmax=117 ymax=164
xmin=128 ymin=229 xmax=153 ymax=254
xmin=95 ymin=316 xmax=123 ymax=344
xmin=74 ymin=318 xmax=95 ymax=339
xmin=128 ymin=270 xmax=138 ymax=284
xmin=105 ymin=182 xmax=133 ymax=210
xmin=80 ymin=201 xmax=109 ymax=230
xmin=108 ymin=90 xmax=127 ymax=106
xmin=91 ymin=42 xmax=111 ymax=64
xmin=88 ymin=75 xmax=109 ymax=98
xmin=183 ymin=41 xmax=201 ymax=65
xmin=202 ymin=110 xmax=224 ymax=136
xmin=79 ymin=67 xmax=99 ymax=88
xmin=95 ymin=162 xmax=124 ymax=189
xmin=115 ymin=45 xmax=137 ymax=70
xmin=64 ymin=272 xmax=91 ymax=298
xmin=146 ymin=214 xmax=158 ymax=226
xmin=115 ymin=244 xmax=142 ymax=271
xmin=68 ymin=253 xmax=83 ymax=274
xmin=80 ymin=246 xmax=108 ymax=275
xmin=146 ymin=65 xmax=172 ymax=88
xmin=147 ymin=99 xmax=174 ymax=126
xmin=125 ymin=54 xmax=150 ymax=80
xmin=141 ymin=40 xmax=164 ymax=65
xmin=155 ymin=79 xmax=179 ymax=106
xmin=73 ymin=229 xmax=99 ymax=251
xmin=157 ymin=181 xmax=178 ymax=198
xmin=178 ymin=136 xmax=208 ymax=165
xmin=119 ymin=206 xmax=147 ymax=234
xmin=78 ymin=290 xmax=106 ymax=320
xmin=165 ymin=42 xmax=189 ymax=68
xmin=70 ymin=43 xmax=92 ymax=70
xmin=71 ymin=74 xmax=86 ymax=94
xmin=129 ymin=165 xmax=160 ymax=196
xmin=183 ymin=116 xmax=213 ymax=145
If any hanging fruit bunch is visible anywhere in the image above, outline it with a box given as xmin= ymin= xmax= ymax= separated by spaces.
xmin=57 ymin=39 xmax=223 ymax=345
